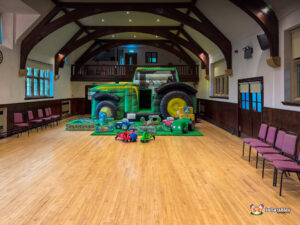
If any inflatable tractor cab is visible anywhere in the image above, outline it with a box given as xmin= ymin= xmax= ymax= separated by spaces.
xmin=90 ymin=67 xmax=197 ymax=120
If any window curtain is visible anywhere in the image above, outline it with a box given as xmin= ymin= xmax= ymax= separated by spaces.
xmin=250 ymin=82 xmax=261 ymax=93
xmin=240 ymin=83 xmax=249 ymax=93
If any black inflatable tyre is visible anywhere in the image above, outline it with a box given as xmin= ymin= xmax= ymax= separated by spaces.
xmin=188 ymin=120 xmax=195 ymax=131
xmin=95 ymin=101 xmax=117 ymax=119
xmin=92 ymin=93 xmax=120 ymax=102
xmin=160 ymin=91 xmax=193 ymax=118
xmin=183 ymin=127 xmax=188 ymax=134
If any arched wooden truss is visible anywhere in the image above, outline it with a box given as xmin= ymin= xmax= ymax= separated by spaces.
xmin=54 ymin=26 xmax=209 ymax=75
xmin=20 ymin=2 xmax=232 ymax=75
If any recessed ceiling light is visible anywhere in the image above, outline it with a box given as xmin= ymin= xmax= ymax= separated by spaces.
xmin=129 ymin=19 xmax=132 ymax=22
xmin=156 ymin=18 xmax=160 ymax=22
xmin=101 ymin=19 xmax=105 ymax=22
xmin=126 ymin=11 xmax=130 ymax=15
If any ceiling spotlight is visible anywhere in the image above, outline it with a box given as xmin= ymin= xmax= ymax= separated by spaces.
xmin=101 ymin=18 xmax=105 ymax=22
xmin=126 ymin=11 xmax=130 ymax=15
xmin=156 ymin=18 xmax=160 ymax=22
xmin=262 ymin=6 xmax=270 ymax=14
xmin=133 ymin=35 xmax=136 ymax=38
xmin=129 ymin=18 xmax=132 ymax=22
xmin=112 ymin=35 xmax=115 ymax=38
xmin=156 ymin=35 xmax=158 ymax=38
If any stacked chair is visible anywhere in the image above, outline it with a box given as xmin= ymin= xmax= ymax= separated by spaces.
xmin=242 ymin=124 xmax=299 ymax=196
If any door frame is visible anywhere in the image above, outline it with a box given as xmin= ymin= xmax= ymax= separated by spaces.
xmin=237 ymin=76 xmax=264 ymax=137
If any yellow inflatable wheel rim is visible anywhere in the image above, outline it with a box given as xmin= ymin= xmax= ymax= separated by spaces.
xmin=100 ymin=107 xmax=112 ymax=117
xmin=167 ymin=98 xmax=187 ymax=117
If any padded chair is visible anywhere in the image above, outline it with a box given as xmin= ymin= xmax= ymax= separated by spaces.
xmin=262 ymin=133 xmax=298 ymax=182
xmin=46 ymin=107 xmax=61 ymax=125
xmin=273 ymin=152 xmax=300 ymax=196
xmin=27 ymin=110 xmax=43 ymax=131
xmin=242 ymin=123 xmax=268 ymax=159
xmin=37 ymin=109 xmax=52 ymax=126
xmin=257 ymin=130 xmax=287 ymax=177
xmin=249 ymin=126 xmax=278 ymax=167
xmin=13 ymin=113 xmax=30 ymax=136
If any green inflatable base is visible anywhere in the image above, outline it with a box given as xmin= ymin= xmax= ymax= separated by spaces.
xmin=91 ymin=128 xmax=203 ymax=136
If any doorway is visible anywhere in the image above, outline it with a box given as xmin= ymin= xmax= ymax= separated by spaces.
xmin=238 ymin=77 xmax=264 ymax=137
xmin=125 ymin=53 xmax=137 ymax=77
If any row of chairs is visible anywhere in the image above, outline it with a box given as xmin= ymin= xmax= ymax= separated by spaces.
xmin=242 ymin=124 xmax=299 ymax=196
xmin=13 ymin=108 xmax=61 ymax=136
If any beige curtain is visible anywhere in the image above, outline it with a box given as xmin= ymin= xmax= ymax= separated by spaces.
xmin=240 ymin=83 xmax=249 ymax=93
xmin=250 ymin=82 xmax=261 ymax=93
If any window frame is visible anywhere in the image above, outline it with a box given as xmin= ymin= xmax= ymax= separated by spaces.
xmin=212 ymin=74 xmax=229 ymax=98
xmin=145 ymin=52 xmax=158 ymax=64
xmin=291 ymin=59 xmax=300 ymax=102
xmin=25 ymin=67 xmax=53 ymax=100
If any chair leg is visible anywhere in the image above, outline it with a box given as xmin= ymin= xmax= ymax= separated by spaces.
xmin=256 ymin=152 xmax=259 ymax=168
xmin=297 ymin=172 xmax=300 ymax=181
xmin=280 ymin=171 xmax=285 ymax=196
xmin=287 ymin=171 xmax=290 ymax=176
xmin=242 ymin=142 xmax=245 ymax=156
xmin=248 ymin=146 xmax=252 ymax=162
xmin=262 ymin=158 xmax=265 ymax=178
xmin=273 ymin=167 xmax=278 ymax=187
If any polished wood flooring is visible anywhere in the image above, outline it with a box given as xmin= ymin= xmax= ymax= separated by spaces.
xmin=0 ymin=118 xmax=300 ymax=225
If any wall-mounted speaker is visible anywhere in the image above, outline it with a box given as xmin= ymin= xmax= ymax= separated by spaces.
xmin=243 ymin=46 xmax=253 ymax=59
xmin=257 ymin=34 xmax=269 ymax=50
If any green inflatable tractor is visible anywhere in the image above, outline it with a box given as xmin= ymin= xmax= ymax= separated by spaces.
xmin=90 ymin=67 xmax=197 ymax=120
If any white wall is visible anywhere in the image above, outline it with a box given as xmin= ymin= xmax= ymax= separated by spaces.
xmin=198 ymin=6 xmax=300 ymax=112
xmin=0 ymin=12 xmax=72 ymax=105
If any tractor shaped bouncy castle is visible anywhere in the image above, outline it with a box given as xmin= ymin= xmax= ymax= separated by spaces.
xmin=90 ymin=67 xmax=197 ymax=120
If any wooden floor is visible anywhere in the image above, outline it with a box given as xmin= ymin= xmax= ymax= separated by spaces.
xmin=1 ymin=118 xmax=300 ymax=225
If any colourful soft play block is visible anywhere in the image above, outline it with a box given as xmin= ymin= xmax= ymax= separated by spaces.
xmin=179 ymin=113 xmax=195 ymax=121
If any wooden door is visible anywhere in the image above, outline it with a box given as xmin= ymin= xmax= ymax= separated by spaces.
xmin=125 ymin=53 xmax=137 ymax=77
xmin=238 ymin=77 xmax=264 ymax=137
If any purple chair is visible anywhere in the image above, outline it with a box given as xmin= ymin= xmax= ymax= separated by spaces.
xmin=257 ymin=130 xmax=286 ymax=177
xmin=273 ymin=152 xmax=300 ymax=196
xmin=262 ymin=133 xmax=298 ymax=182
xmin=242 ymin=123 xmax=268 ymax=160
xmin=13 ymin=113 xmax=30 ymax=136
xmin=37 ymin=109 xmax=52 ymax=126
xmin=250 ymin=126 xmax=278 ymax=168
xmin=27 ymin=110 xmax=43 ymax=130
xmin=46 ymin=107 xmax=61 ymax=125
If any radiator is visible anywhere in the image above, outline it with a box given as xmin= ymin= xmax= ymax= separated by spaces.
xmin=61 ymin=100 xmax=71 ymax=118
xmin=0 ymin=107 xmax=7 ymax=135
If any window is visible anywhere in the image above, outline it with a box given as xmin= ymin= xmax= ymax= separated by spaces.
xmin=211 ymin=59 xmax=228 ymax=98
xmin=0 ymin=14 xmax=3 ymax=45
xmin=239 ymin=81 xmax=262 ymax=112
xmin=145 ymin=52 xmax=158 ymax=63
xmin=25 ymin=67 xmax=53 ymax=99
xmin=213 ymin=75 xmax=229 ymax=97
xmin=290 ymin=28 xmax=300 ymax=102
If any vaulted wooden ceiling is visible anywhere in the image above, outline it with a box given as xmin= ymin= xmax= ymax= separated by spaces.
xmin=20 ymin=0 xmax=281 ymax=76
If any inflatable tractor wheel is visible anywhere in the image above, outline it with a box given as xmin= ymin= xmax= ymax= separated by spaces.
xmin=95 ymin=101 xmax=117 ymax=119
xmin=188 ymin=120 xmax=195 ymax=131
xmin=160 ymin=91 xmax=193 ymax=118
